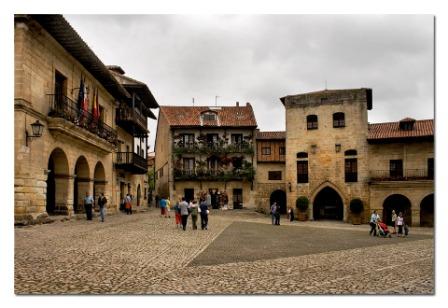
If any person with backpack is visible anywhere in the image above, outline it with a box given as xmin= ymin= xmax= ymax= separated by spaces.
xmin=97 ymin=193 xmax=107 ymax=222
xmin=200 ymin=198 xmax=209 ymax=230
xmin=190 ymin=199 xmax=199 ymax=230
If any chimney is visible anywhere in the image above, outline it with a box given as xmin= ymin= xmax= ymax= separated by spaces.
xmin=246 ymin=102 xmax=251 ymax=106
xmin=236 ymin=101 xmax=239 ymax=107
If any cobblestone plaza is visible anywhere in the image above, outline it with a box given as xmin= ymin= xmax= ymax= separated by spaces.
xmin=14 ymin=209 xmax=434 ymax=295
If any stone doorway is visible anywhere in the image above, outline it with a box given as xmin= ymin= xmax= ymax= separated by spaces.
xmin=270 ymin=190 xmax=287 ymax=214
xmin=313 ymin=187 xmax=343 ymax=220
xmin=74 ymin=156 xmax=90 ymax=214
xmin=420 ymin=194 xmax=434 ymax=227
xmin=383 ymin=194 xmax=412 ymax=226
xmin=46 ymin=148 xmax=69 ymax=215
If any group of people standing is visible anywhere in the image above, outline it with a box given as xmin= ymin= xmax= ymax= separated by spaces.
xmin=83 ymin=192 xmax=108 ymax=222
xmin=270 ymin=202 xmax=295 ymax=225
xmin=369 ymin=209 xmax=408 ymax=237
xmin=171 ymin=197 xmax=210 ymax=231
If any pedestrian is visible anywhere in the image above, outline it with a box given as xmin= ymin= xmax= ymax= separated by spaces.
xmin=165 ymin=197 xmax=171 ymax=218
xmin=159 ymin=197 xmax=166 ymax=217
xmin=179 ymin=197 xmax=189 ymax=231
xmin=396 ymin=211 xmax=405 ymax=237
xmin=125 ymin=193 xmax=132 ymax=215
xmin=288 ymin=207 xmax=295 ymax=222
xmin=84 ymin=192 xmax=94 ymax=220
xmin=391 ymin=210 xmax=397 ymax=234
xmin=155 ymin=194 xmax=160 ymax=208
xmin=275 ymin=206 xmax=281 ymax=225
xmin=97 ymin=192 xmax=107 ymax=222
xmin=174 ymin=198 xmax=181 ymax=228
xmin=369 ymin=210 xmax=379 ymax=236
xmin=200 ymin=198 xmax=209 ymax=230
xmin=190 ymin=199 xmax=199 ymax=230
xmin=270 ymin=202 xmax=277 ymax=225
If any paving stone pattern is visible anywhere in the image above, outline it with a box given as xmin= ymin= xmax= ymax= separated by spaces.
xmin=14 ymin=209 xmax=434 ymax=295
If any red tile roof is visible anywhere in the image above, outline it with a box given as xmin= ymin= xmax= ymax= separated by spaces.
xmin=255 ymin=131 xmax=286 ymax=139
xmin=368 ymin=119 xmax=433 ymax=140
xmin=160 ymin=104 xmax=258 ymax=128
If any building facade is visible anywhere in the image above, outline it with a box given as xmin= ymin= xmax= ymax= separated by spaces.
xmin=154 ymin=103 xmax=258 ymax=208
xmin=14 ymin=15 xmax=158 ymax=224
xmin=277 ymin=88 xmax=434 ymax=226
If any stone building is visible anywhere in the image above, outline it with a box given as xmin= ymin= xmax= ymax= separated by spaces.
xmin=254 ymin=131 xmax=287 ymax=214
xmin=278 ymin=88 xmax=434 ymax=226
xmin=14 ymin=15 xmax=158 ymax=223
xmin=154 ymin=103 xmax=258 ymax=208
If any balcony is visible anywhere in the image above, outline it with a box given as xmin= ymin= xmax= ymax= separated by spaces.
xmin=47 ymin=94 xmax=117 ymax=144
xmin=116 ymin=104 xmax=148 ymax=136
xmin=173 ymin=167 xmax=255 ymax=182
xmin=115 ymin=152 xmax=148 ymax=174
xmin=369 ymin=169 xmax=433 ymax=182
xmin=172 ymin=140 xmax=254 ymax=156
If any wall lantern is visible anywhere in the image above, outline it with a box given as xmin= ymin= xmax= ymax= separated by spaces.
xmin=26 ymin=120 xmax=44 ymax=146
xmin=335 ymin=144 xmax=341 ymax=153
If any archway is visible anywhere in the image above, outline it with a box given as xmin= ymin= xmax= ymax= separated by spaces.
xmin=383 ymin=194 xmax=412 ymax=226
xmin=313 ymin=187 xmax=343 ymax=220
xmin=74 ymin=156 xmax=90 ymax=213
xmin=137 ymin=184 xmax=141 ymax=207
xmin=93 ymin=162 xmax=106 ymax=211
xmin=420 ymin=194 xmax=434 ymax=227
xmin=270 ymin=190 xmax=287 ymax=214
xmin=46 ymin=148 xmax=69 ymax=215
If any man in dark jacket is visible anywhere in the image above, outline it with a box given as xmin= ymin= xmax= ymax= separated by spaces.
xmin=199 ymin=199 xmax=209 ymax=230
xmin=98 ymin=193 xmax=107 ymax=222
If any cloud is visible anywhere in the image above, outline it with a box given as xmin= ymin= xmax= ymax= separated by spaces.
xmin=65 ymin=14 xmax=434 ymax=148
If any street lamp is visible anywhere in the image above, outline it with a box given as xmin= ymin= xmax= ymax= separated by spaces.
xmin=26 ymin=120 xmax=44 ymax=146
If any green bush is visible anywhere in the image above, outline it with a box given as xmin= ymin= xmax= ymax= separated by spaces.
xmin=296 ymin=196 xmax=309 ymax=212
xmin=349 ymin=198 xmax=364 ymax=214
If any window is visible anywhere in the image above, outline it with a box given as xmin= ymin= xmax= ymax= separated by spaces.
xmin=137 ymin=145 xmax=140 ymax=155
xmin=307 ymin=115 xmax=318 ymax=130
xmin=428 ymin=158 xmax=434 ymax=179
xmin=181 ymin=134 xmax=195 ymax=147
xmin=279 ymin=146 xmax=286 ymax=155
xmin=345 ymin=158 xmax=358 ymax=182
xmin=296 ymin=152 xmax=308 ymax=159
xmin=262 ymin=147 xmax=271 ymax=155
xmin=207 ymin=156 xmax=219 ymax=173
xmin=268 ymin=171 xmax=282 ymax=180
xmin=297 ymin=161 xmax=308 ymax=183
xmin=206 ymin=134 xmax=219 ymax=148
xmin=99 ymin=105 xmax=105 ymax=122
xmin=333 ymin=112 xmax=345 ymax=128
xmin=390 ymin=160 xmax=403 ymax=178
xmin=54 ymin=70 xmax=67 ymax=109
xmin=203 ymin=112 xmax=216 ymax=121
xmin=183 ymin=158 xmax=195 ymax=175
xmin=231 ymin=134 xmax=243 ymax=144
xmin=344 ymin=149 xmax=357 ymax=156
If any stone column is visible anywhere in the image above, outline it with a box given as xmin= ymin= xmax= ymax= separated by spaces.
xmin=66 ymin=176 xmax=75 ymax=216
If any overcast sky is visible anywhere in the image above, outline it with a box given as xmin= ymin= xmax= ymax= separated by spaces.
xmin=65 ymin=15 xmax=434 ymax=149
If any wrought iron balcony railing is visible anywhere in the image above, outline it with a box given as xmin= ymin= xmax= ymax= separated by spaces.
xmin=173 ymin=167 xmax=255 ymax=181
xmin=369 ymin=169 xmax=433 ymax=181
xmin=47 ymin=94 xmax=117 ymax=144
xmin=116 ymin=104 xmax=148 ymax=134
xmin=115 ymin=152 xmax=148 ymax=174
xmin=173 ymin=141 xmax=254 ymax=156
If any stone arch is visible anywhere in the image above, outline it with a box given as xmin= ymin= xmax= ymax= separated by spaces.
xmin=383 ymin=194 xmax=412 ymax=226
xmin=270 ymin=189 xmax=287 ymax=214
xmin=93 ymin=161 xmax=106 ymax=209
xmin=46 ymin=147 xmax=70 ymax=215
xmin=420 ymin=193 xmax=434 ymax=227
xmin=312 ymin=186 xmax=344 ymax=220
xmin=73 ymin=156 xmax=90 ymax=213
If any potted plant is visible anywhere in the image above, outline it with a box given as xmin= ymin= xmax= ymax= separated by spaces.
xmin=296 ymin=196 xmax=309 ymax=221
xmin=350 ymin=198 xmax=364 ymax=225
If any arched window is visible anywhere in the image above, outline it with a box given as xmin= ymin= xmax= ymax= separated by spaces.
xmin=297 ymin=152 xmax=308 ymax=183
xmin=297 ymin=152 xmax=308 ymax=159
xmin=333 ymin=112 xmax=345 ymax=128
xmin=306 ymin=115 xmax=318 ymax=130
xmin=344 ymin=149 xmax=357 ymax=182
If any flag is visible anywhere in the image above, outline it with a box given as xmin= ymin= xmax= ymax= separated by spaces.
xmin=77 ymin=76 xmax=85 ymax=110
xmin=82 ymin=80 xmax=89 ymax=115
xmin=92 ymin=88 xmax=100 ymax=121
